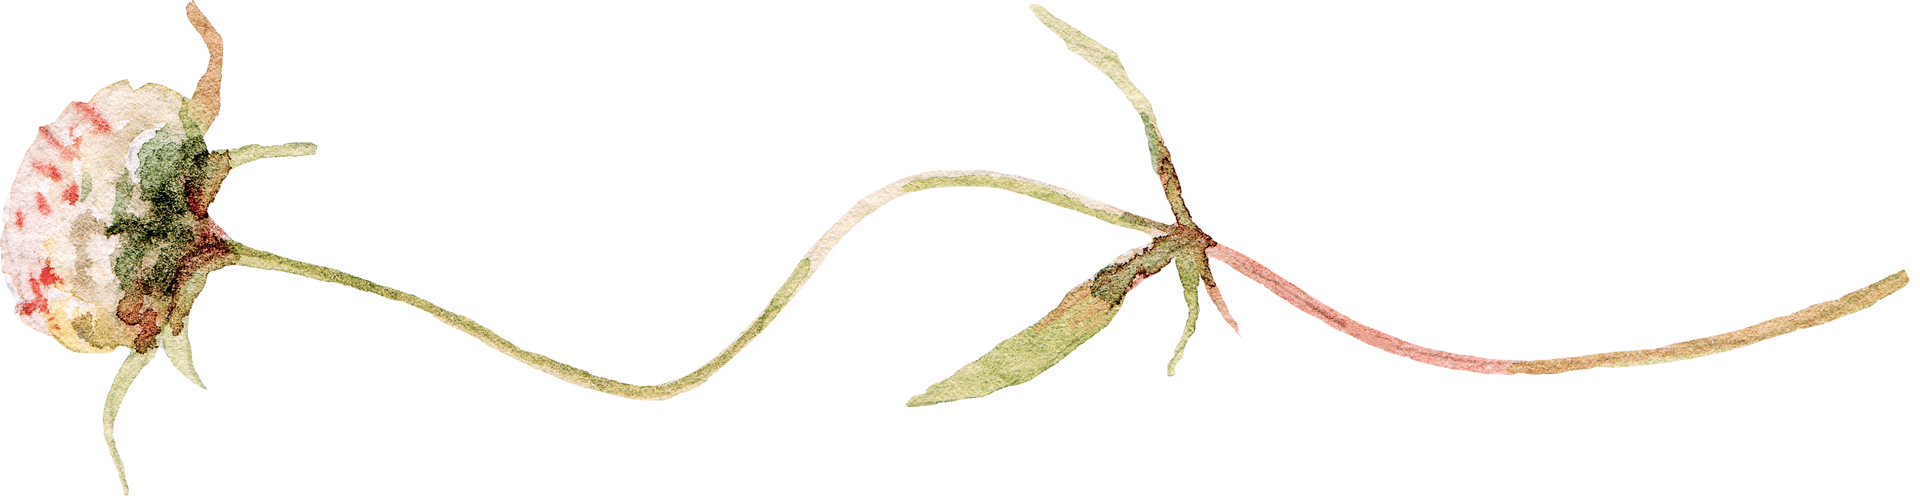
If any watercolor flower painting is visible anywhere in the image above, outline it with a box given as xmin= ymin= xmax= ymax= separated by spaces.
xmin=11 ymin=2 xmax=1904 ymax=492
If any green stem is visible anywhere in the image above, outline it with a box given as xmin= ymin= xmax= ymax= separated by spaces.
xmin=226 ymin=170 xmax=1172 ymax=401
xmin=227 ymin=243 xmax=698 ymax=399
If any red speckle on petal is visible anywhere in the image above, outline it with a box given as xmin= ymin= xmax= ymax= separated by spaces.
xmin=72 ymin=102 xmax=112 ymax=135
xmin=29 ymin=160 xmax=62 ymax=181
xmin=61 ymin=183 xmax=79 ymax=205
xmin=18 ymin=273 xmax=48 ymax=316
xmin=30 ymin=159 xmax=61 ymax=180
xmin=14 ymin=264 xmax=62 ymax=317
xmin=38 ymin=265 xmax=62 ymax=287
xmin=11 ymin=211 xmax=22 ymax=228
xmin=36 ymin=126 xmax=74 ymax=161
xmin=34 ymin=193 xmax=51 ymax=215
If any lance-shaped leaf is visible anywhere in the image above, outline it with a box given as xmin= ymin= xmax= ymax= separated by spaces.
xmin=898 ymin=237 xmax=1182 ymax=411
xmin=1031 ymin=4 xmax=1197 ymax=227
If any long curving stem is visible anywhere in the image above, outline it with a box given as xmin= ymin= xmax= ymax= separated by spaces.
xmin=1208 ymin=243 xmax=1909 ymax=374
xmin=226 ymin=170 xmax=1169 ymax=400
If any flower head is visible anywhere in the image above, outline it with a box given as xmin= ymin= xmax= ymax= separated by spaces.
xmin=3 ymin=81 xmax=220 ymax=353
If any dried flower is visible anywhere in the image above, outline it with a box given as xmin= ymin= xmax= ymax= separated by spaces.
xmin=3 ymin=79 xmax=255 ymax=351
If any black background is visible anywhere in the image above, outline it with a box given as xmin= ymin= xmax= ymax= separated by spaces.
xmin=7 ymin=0 xmax=1912 ymax=492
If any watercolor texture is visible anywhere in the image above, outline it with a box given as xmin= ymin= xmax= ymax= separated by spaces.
xmin=7 ymin=1 xmax=1912 ymax=492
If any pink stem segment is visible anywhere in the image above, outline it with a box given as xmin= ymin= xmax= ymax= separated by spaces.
xmin=1206 ymin=244 xmax=1516 ymax=374
xmin=1208 ymin=244 xmax=1907 ymax=375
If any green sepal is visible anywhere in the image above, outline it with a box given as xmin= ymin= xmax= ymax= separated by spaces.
xmin=158 ymin=319 xmax=204 ymax=389
xmin=105 ymin=349 xmax=157 ymax=495
xmin=1167 ymin=249 xmax=1205 ymax=376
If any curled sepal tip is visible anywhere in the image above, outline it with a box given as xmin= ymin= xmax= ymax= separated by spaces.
xmin=184 ymin=1 xmax=222 ymax=132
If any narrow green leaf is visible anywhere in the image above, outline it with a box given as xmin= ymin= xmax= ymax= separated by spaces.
xmin=1167 ymin=250 xmax=1204 ymax=376
xmin=909 ymin=284 xmax=1119 ymax=407
xmin=906 ymin=238 xmax=1175 ymax=409
xmin=159 ymin=270 xmax=215 ymax=389
xmin=105 ymin=349 xmax=156 ymax=495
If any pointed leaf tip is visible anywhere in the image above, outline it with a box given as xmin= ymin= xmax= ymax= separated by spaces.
xmin=159 ymin=322 xmax=205 ymax=389
xmin=1189 ymin=248 xmax=1238 ymax=333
